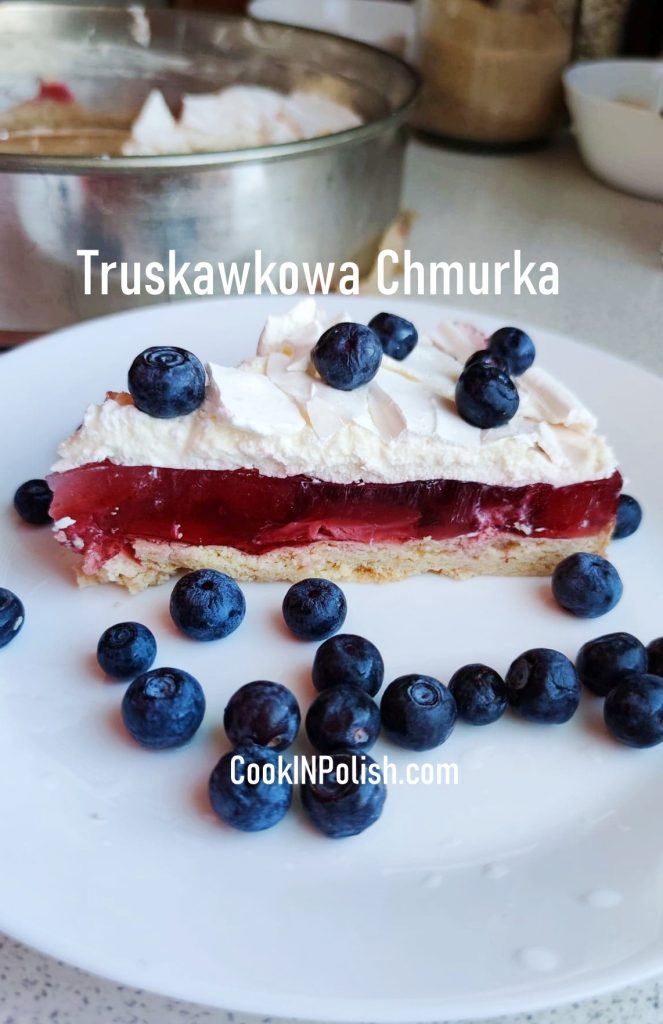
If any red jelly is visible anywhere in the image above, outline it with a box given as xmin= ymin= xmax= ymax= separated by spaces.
xmin=49 ymin=463 xmax=622 ymax=571
xmin=37 ymin=81 xmax=74 ymax=104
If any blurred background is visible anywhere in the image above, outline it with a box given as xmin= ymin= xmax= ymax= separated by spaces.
xmin=6 ymin=0 xmax=658 ymax=59
xmin=0 ymin=0 xmax=660 ymax=343
xmin=153 ymin=0 xmax=653 ymax=60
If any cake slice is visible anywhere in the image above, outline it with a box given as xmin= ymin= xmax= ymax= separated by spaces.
xmin=48 ymin=300 xmax=621 ymax=591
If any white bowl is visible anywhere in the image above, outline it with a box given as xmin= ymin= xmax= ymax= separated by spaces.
xmin=564 ymin=60 xmax=663 ymax=202
xmin=249 ymin=0 xmax=415 ymax=59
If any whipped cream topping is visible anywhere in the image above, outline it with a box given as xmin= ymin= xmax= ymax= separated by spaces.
xmin=123 ymin=85 xmax=363 ymax=156
xmin=52 ymin=300 xmax=617 ymax=487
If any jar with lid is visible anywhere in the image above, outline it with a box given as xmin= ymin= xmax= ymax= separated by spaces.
xmin=414 ymin=0 xmax=575 ymax=149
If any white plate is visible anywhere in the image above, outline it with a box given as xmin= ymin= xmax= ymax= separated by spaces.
xmin=0 ymin=295 xmax=662 ymax=1023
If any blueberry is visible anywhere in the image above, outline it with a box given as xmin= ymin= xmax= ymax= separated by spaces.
xmin=613 ymin=494 xmax=642 ymax=540
xmin=0 ymin=589 xmax=24 ymax=649
xmin=121 ymin=667 xmax=206 ymax=749
xmin=604 ymin=674 xmax=663 ymax=748
xmin=312 ymin=323 xmax=382 ymax=391
xmin=380 ymin=674 xmax=456 ymax=751
xmin=13 ymin=479 xmax=53 ymax=525
xmin=282 ymin=578 xmax=346 ymax=641
xmin=505 ymin=648 xmax=580 ymax=724
xmin=96 ymin=621 xmax=157 ymax=680
xmin=209 ymin=743 xmax=293 ymax=832
xmin=128 ymin=346 xmax=206 ymax=418
xmin=301 ymin=750 xmax=386 ymax=838
xmin=448 ymin=663 xmax=507 ymax=725
xmin=368 ymin=313 xmax=418 ymax=361
xmin=648 ymin=638 xmax=663 ymax=678
xmin=170 ymin=569 xmax=245 ymax=641
xmin=487 ymin=326 xmax=535 ymax=376
xmin=455 ymin=362 xmax=519 ymax=429
xmin=551 ymin=552 xmax=623 ymax=618
xmin=464 ymin=350 xmax=504 ymax=371
xmin=312 ymin=634 xmax=384 ymax=697
xmin=224 ymin=680 xmax=300 ymax=751
xmin=306 ymin=684 xmax=380 ymax=753
xmin=576 ymin=632 xmax=647 ymax=697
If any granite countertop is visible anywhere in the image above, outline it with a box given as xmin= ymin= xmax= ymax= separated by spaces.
xmin=1 ymin=134 xmax=662 ymax=1024
xmin=0 ymin=935 xmax=661 ymax=1024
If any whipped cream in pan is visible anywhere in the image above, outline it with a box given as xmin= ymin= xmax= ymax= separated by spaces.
xmin=53 ymin=301 xmax=617 ymax=488
xmin=0 ymin=82 xmax=362 ymax=157
xmin=123 ymin=86 xmax=363 ymax=155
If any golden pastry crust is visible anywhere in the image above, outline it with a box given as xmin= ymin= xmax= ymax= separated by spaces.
xmin=74 ymin=528 xmax=614 ymax=593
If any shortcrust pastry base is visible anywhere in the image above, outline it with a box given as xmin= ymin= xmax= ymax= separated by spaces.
xmin=75 ymin=528 xmax=613 ymax=593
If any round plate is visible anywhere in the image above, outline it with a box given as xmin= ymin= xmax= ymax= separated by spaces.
xmin=0 ymin=296 xmax=661 ymax=1023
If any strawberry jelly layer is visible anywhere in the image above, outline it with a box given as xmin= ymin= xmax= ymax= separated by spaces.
xmin=48 ymin=462 xmax=622 ymax=566
xmin=37 ymin=82 xmax=75 ymax=103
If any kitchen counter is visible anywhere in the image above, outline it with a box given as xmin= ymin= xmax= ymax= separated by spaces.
xmin=1 ymin=134 xmax=662 ymax=1024
xmin=404 ymin=133 xmax=663 ymax=375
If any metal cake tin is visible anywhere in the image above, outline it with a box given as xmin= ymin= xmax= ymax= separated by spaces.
xmin=0 ymin=4 xmax=419 ymax=334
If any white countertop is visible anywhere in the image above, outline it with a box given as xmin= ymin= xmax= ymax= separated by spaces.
xmin=1 ymin=134 xmax=662 ymax=1024
xmin=404 ymin=134 xmax=663 ymax=376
